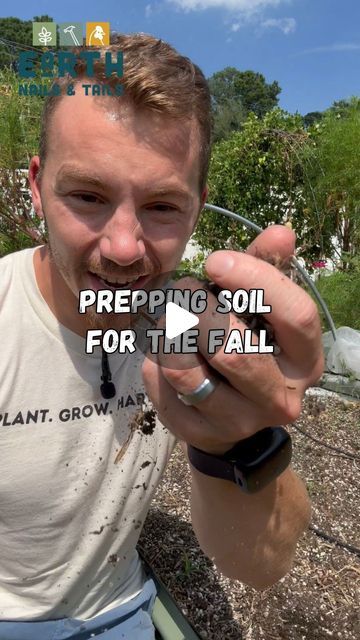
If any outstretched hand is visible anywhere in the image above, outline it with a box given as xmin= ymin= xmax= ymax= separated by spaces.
xmin=142 ymin=225 xmax=324 ymax=454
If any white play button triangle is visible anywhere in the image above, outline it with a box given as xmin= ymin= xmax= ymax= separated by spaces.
xmin=165 ymin=302 xmax=199 ymax=340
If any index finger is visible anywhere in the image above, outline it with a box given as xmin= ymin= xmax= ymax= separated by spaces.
xmin=246 ymin=224 xmax=296 ymax=269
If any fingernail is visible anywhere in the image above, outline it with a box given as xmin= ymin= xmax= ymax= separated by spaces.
xmin=206 ymin=252 xmax=234 ymax=278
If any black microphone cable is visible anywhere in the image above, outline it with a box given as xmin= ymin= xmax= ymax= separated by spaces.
xmin=100 ymin=347 xmax=116 ymax=399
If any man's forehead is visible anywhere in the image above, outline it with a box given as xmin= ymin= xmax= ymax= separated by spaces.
xmin=51 ymin=90 xmax=198 ymax=138
xmin=47 ymin=92 xmax=202 ymax=185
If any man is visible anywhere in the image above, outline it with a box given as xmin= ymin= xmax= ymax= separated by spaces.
xmin=0 ymin=34 xmax=323 ymax=638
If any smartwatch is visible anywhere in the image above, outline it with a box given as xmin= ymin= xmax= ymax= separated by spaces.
xmin=187 ymin=426 xmax=292 ymax=494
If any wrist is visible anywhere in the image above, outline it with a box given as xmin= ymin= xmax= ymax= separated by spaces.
xmin=187 ymin=427 xmax=260 ymax=456
xmin=188 ymin=439 xmax=240 ymax=456
xmin=187 ymin=427 xmax=292 ymax=494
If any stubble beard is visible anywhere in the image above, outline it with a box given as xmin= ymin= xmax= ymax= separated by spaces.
xmin=46 ymin=232 xmax=136 ymax=332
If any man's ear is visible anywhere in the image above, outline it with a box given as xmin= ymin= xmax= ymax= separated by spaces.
xmin=200 ymin=185 xmax=208 ymax=211
xmin=194 ymin=185 xmax=208 ymax=228
xmin=28 ymin=156 xmax=44 ymax=219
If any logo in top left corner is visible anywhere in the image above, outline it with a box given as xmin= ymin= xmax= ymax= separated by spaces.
xmin=32 ymin=22 xmax=57 ymax=46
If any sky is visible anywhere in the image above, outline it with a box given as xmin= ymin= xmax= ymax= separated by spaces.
xmin=1 ymin=0 xmax=359 ymax=115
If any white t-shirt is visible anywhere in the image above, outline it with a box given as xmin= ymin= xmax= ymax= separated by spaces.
xmin=0 ymin=247 xmax=177 ymax=621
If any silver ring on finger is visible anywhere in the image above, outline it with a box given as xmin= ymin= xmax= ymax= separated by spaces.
xmin=177 ymin=376 xmax=218 ymax=407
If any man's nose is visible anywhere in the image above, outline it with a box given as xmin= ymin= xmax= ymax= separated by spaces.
xmin=99 ymin=207 xmax=146 ymax=266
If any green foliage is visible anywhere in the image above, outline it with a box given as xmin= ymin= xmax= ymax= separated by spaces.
xmin=209 ymin=67 xmax=281 ymax=117
xmin=329 ymin=97 xmax=360 ymax=116
xmin=315 ymin=270 xmax=360 ymax=331
xmin=175 ymin=251 xmax=208 ymax=280
xmin=194 ymin=100 xmax=360 ymax=269
xmin=208 ymin=67 xmax=281 ymax=142
xmin=0 ymin=66 xmax=45 ymax=254
xmin=211 ymin=97 xmax=247 ymax=144
xmin=303 ymin=111 xmax=323 ymax=128
xmin=0 ymin=17 xmax=32 ymax=70
xmin=301 ymin=97 xmax=360 ymax=265
xmin=0 ymin=16 xmax=54 ymax=70
xmin=195 ymin=109 xmax=326 ymax=261
xmin=0 ymin=67 xmax=43 ymax=167
xmin=175 ymin=552 xmax=204 ymax=581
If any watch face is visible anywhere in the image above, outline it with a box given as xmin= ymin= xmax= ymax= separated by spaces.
xmin=229 ymin=427 xmax=275 ymax=464
xmin=233 ymin=428 xmax=292 ymax=493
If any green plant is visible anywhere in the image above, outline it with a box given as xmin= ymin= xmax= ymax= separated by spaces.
xmin=0 ymin=67 xmax=46 ymax=254
xmin=175 ymin=552 xmax=204 ymax=581
xmin=175 ymin=251 xmax=208 ymax=281
xmin=312 ymin=270 xmax=360 ymax=331
xmin=301 ymin=99 xmax=360 ymax=267
xmin=195 ymin=109 xmax=330 ymax=263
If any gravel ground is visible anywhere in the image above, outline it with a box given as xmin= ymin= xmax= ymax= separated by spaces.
xmin=139 ymin=394 xmax=360 ymax=640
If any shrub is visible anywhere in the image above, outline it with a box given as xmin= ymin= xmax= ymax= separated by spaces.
xmin=315 ymin=270 xmax=360 ymax=331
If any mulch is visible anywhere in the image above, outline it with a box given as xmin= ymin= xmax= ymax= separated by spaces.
xmin=139 ymin=394 xmax=360 ymax=640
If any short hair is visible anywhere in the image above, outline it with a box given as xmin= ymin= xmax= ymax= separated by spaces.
xmin=39 ymin=33 xmax=212 ymax=193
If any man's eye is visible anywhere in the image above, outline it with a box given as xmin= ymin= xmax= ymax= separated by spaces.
xmin=72 ymin=193 xmax=104 ymax=204
xmin=148 ymin=204 xmax=177 ymax=212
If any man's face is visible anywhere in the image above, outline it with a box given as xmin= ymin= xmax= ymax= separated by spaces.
xmin=30 ymin=90 xmax=206 ymax=332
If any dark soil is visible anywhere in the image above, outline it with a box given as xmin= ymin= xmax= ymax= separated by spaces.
xmin=130 ymin=407 xmax=157 ymax=436
xmin=138 ymin=408 xmax=157 ymax=435
xmin=114 ymin=408 xmax=157 ymax=464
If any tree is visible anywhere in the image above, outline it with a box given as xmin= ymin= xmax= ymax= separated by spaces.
xmin=330 ymin=97 xmax=360 ymax=117
xmin=192 ymin=98 xmax=360 ymax=272
xmin=208 ymin=67 xmax=281 ymax=141
xmin=302 ymin=98 xmax=360 ymax=268
xmin=303 ymin=111 xmax=323 ymax=128
xmin=195 ymin=110 xmax=317 ymax=255
xmin=193 ymin=108 xmax=345 ymax=270
xmin=0 ymin=16 xmax=55 ymax=70
xmin=211 ymin=97 xmax=247 ymax=144
xmin=0 ymin=17 xmax=32 ymax=70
